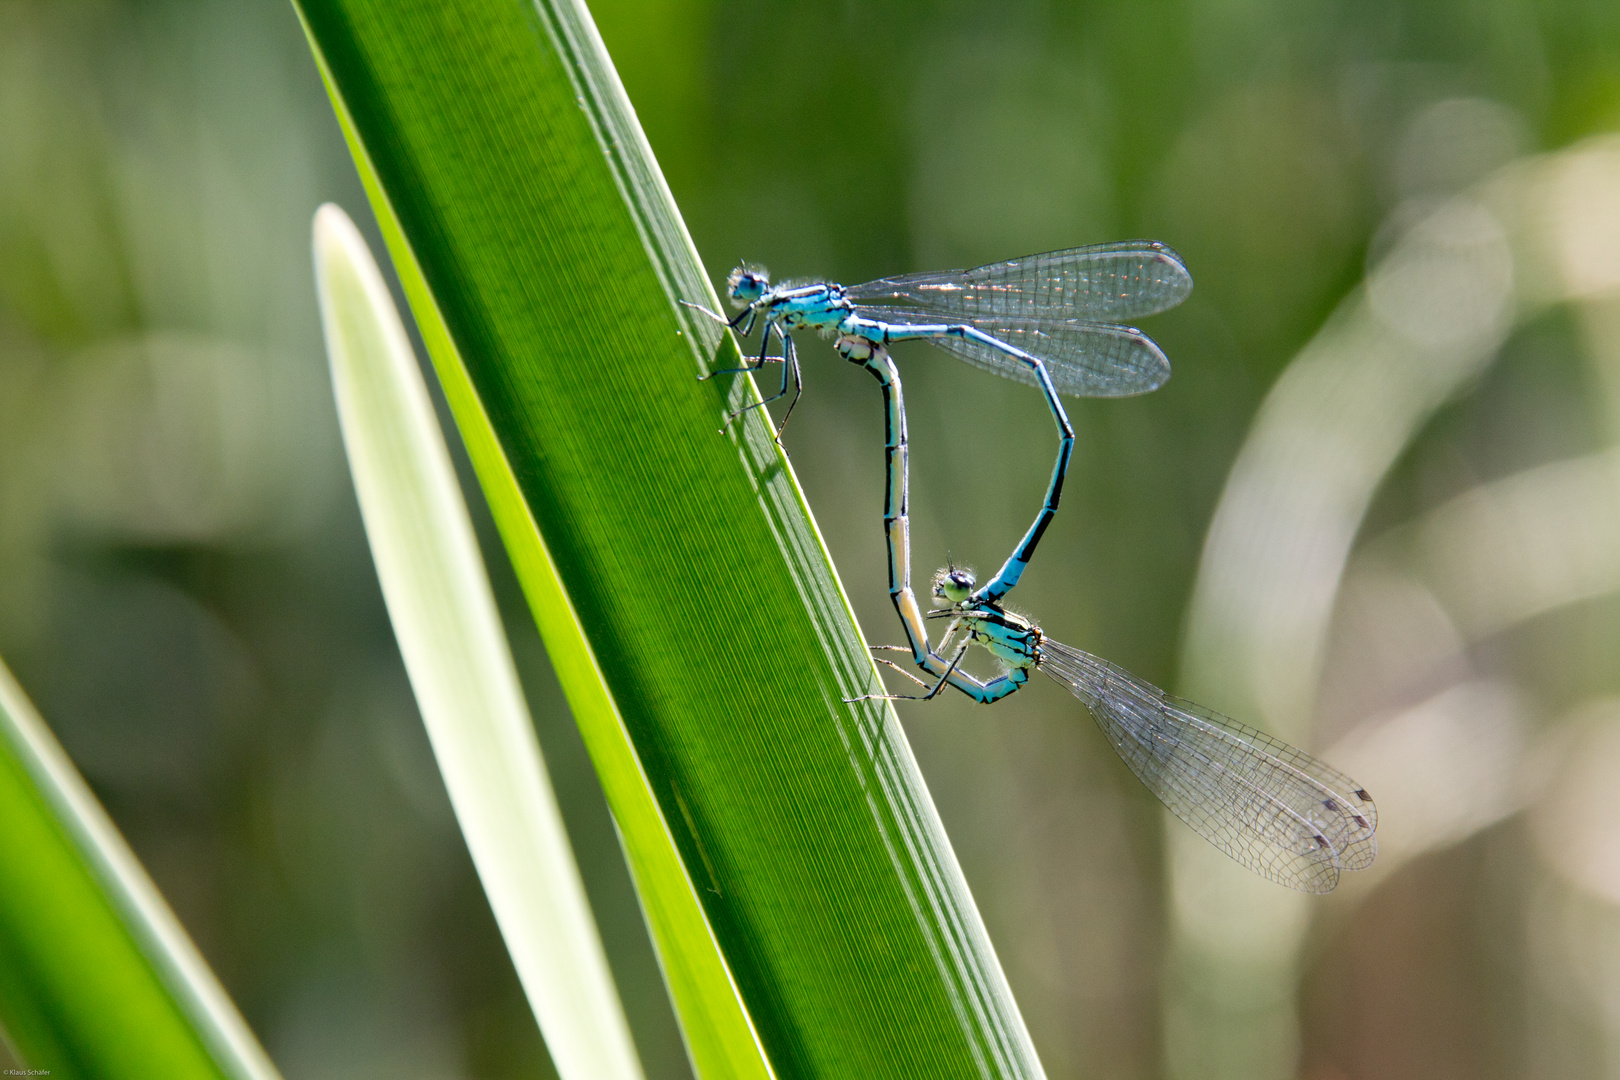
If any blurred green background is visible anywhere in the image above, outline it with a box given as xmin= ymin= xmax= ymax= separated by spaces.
xmin=4 ymin=0 xmax=1620 ymax=1077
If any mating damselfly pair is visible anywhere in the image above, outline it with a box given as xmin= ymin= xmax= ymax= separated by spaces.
xmin=689 ymin=241 xmax=1376 ymax=894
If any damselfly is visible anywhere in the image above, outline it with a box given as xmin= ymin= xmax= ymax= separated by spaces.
xmin=838 ymin=336 xmax=1377 ymax=893
xmin=689 ymin=241 xmax=1191 ymax=603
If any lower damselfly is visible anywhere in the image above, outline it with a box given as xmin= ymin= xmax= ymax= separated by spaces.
xmin=838 ymin=336 xmax=1377 ymax=894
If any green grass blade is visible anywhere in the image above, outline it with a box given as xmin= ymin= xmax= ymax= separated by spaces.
xmin=0 ymin=658 xmax=280 ymax=1080
xmin=293 ymin=1 xmax=1045 ymax=1075
xmin=314 ymin=202 xmax=647 ymax=1080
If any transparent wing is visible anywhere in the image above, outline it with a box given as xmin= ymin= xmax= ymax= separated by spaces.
xmin=853 ymin=307 xmax=1170 ymax=397
xmin=846 ymin=241 xmax=1192 ymax=323
xmin=1039 ymin=640 xmax=1377 ymax=893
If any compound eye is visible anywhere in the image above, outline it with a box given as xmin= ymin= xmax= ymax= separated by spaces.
xmin=727 ymin=268 xmax=768 ymax=305
xmin=932 ymin=566 xmax=977 ymax=602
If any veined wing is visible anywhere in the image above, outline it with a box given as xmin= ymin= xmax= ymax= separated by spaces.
xmin=846 ymin=241 xmax=1192 ymax=323
xmin=855 ymin=306 xmax=1170 ymax=397
xmin=1039 ymin=641 xmax=1377 ymax=893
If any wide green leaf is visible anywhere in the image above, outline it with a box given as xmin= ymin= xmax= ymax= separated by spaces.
xmin=292 ymin=0 xmax=1045 ymax=1075
xmin=0 ymin=658 xmax=280 ymax=1080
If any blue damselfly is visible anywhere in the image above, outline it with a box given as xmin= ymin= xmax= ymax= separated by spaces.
xmin=838 ymin=337 xmax=1377 ymax=894
xmin=689 ymin=241 xmax=1191 ymax=603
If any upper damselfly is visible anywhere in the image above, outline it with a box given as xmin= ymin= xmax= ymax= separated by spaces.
xmin=688 ymin=241 xmax=1192 ymax=603
xmin=691 ymin=240 xmax=1192 ymax=433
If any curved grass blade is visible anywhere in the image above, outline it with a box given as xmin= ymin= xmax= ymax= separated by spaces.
xmin=314 ymin=203 xmax=646 ymax=1080
xmin=291 ymin=0 xmax=1046 ymax=1075
xmin=0 ymin=657 xmax=281 ymax=1080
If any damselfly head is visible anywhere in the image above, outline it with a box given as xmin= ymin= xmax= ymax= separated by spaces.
xmin=932 ymin=565 xmax=976 ymax=604
xmin=726 ymin=266 xmax=769 ymax=307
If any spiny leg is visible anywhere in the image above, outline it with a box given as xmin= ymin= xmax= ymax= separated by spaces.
xmin=768 ymin=333 xmax=804 ymax=439
xmin=869 ymin=643 xmax=945 ymax=691
xmin=846 ymin=638 xmax=971 ymax=704
xmin=919 ymin=639 xmax=973 ymax=700
xmin=870 ymin=654 xmax=933 ymax=690
xmin=679 ymin=297 xmax=753 ymax=330
xmin=703 ymin=317 xmax=780 ymax=382
xmin=720 ymin=327 xmax=800 ymax=437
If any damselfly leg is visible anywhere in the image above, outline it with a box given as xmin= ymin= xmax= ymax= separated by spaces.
xmin=685 ymin=302 xmax=802 ymax=439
